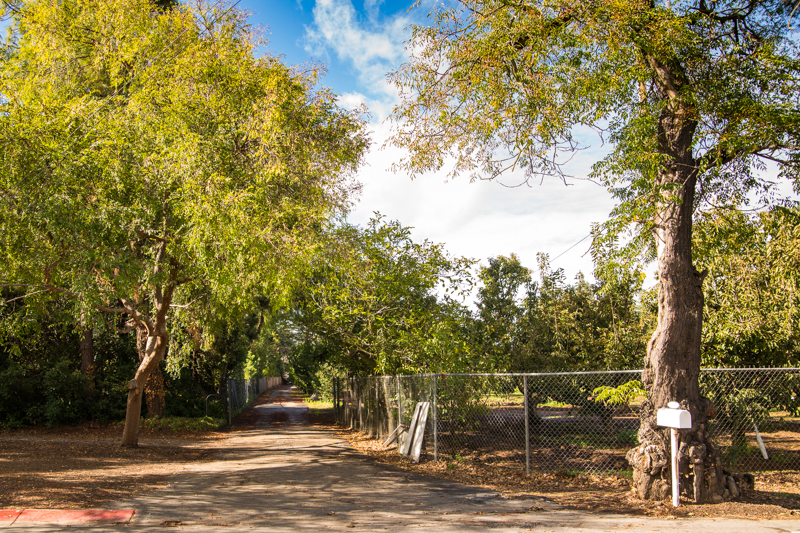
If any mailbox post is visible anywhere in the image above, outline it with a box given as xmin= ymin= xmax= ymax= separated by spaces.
xmin=656 ymin=401 xmax=692 ymax=508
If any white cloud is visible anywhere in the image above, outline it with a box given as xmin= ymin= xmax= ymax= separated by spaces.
xmin=305 ymin=0 xmax=408 ymax=99
xmin=309 ymin=0 xmax=619 ymax=284
xmin=337 ymin=91 xmax=396 ymax=123
xmin=364 ymin=0 xmax=385 ymax=20
xmin=348 ymin=119 xmax=618 ymax=284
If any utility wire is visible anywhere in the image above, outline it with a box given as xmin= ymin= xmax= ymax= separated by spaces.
xmin=550 ymin=233 xmax=593 ymax=264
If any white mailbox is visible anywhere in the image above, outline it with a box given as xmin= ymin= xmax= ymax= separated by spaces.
xmin=657 ymin=407 xmax=692 ymax=429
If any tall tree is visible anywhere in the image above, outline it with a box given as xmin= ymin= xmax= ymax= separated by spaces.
xmin=390 ymin=0 xmax=800 ymax=502
xmin=474 ymin=254 xmax=531 ymax=369
xmin=0 ymin=0 xmax=367 ymax=445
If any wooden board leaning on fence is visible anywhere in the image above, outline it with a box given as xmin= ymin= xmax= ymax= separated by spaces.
xmin=384 ymin=402 xmax=430 ymax=463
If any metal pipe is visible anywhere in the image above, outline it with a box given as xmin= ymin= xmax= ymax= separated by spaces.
xmin=205 ymin=393 xmax=222 ymax=418
xmin=433 ymin=374 xmax=438 ymax=462
xmin=524 ymin=376 xmax=530 ymax=475
xmin=396 ymin=370 xmax=642 ymax=378
xmin=671 ymin=427 xmax=680 ymax=507
xmin=397 ymin=376 xmax=403 ymax=448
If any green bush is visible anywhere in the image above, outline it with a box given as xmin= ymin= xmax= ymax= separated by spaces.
xmin=40 ymin=360 xmax=91 ymax=427
xmin=0 ymin=361 xmax=38 ymax=427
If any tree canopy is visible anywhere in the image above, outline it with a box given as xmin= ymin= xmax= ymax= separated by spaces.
xmin=0 ymin=0 xmax=367 ymax=444
xmin=696 ymin=206 xmax=800 ymax=367
xmin=286 ymin=216 xmax=475 ymax=377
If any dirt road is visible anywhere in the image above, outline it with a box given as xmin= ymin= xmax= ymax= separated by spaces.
xmin=8 ymin=386 xmax=800 ymax=532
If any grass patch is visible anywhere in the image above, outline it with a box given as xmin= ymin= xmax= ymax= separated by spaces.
xmin=137 ymin=416 xmax=225 ymax=432
xmin=538 ymin=399 xmax=572 ymax=408
xmin=305 ymin=399 xmax=333 ymax=415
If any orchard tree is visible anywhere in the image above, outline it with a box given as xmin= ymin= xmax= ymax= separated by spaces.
xmin=474 ymin=254 xmax=531 ymax=369
xmin=390 ymin=0 xmax=800 ymax=502
xmin=695 ymin=206 xmax=800 ymax=367
xmin=0 ymin=0 xmax=367 ymax=445
xmin=290 ymin=216 xmax=475 ymax=375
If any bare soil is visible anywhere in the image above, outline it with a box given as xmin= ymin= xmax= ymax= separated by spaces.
xmin=0 ymin=423 xmax=222 ymax=509
xmin=0 ymin=388 xmax=319 ymax=510
xmin=337 ymin=427 xmax=800 ymax=520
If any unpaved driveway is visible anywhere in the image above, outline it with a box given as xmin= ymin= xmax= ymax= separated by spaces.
xmin=14 ymin=386 xmax=800 ymax=532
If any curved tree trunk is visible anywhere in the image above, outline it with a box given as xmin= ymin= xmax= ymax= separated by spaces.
xmin=121 ymin=284 xmax=174 ymax=447
xmin=122 ymin=330 xmax=169 ymax=446
xmin=625 ymin=74 xmax=734 ymax=502
xmin=136 ymin=322 xmax=166 ymax=418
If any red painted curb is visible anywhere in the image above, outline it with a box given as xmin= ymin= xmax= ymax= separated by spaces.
xmin=0 ymin=509 xmax=22 ymax=524
xmin=9 ymin=509 xmax=135 ymax=523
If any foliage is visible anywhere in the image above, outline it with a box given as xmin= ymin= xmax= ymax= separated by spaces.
xmin=288 ymin=216 xmax=476 ymax=376
xmin=0 ymin=0 xmax=366 ymax=441
xmin=243 ymin=319 xmax=285 ymax=381
xmin=287 ymin=342 xmax=334 ymax=395
xmin=436 ymin=375 xmax=492 ymax=433
xmin=473 ymin=255 xmax=531 ymax=370
xmin=390 ymin=0 xmax=800 ymax=247
xmin=0 ymin=310 xmax=139 ymax=427
xmin=473 ymin=253 xmax=653 ymax=373
xmin=617 ymin=428 xmax=640 ymax=446
xmin=695 ymin=207 xmax=800 ymax=367
xmin=309 ymin=362 xmax=345 ymax=402
xmin=593 ymin=380 xmax=646 ymax=408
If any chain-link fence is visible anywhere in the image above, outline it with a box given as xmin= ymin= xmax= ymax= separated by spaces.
xmin=334 ymin=368 xmax=800 ymax=474
xmin=227 ymin=376 xmax=283 ymax=424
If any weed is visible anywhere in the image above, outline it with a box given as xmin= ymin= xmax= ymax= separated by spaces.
xmin=723 ymin=443 xmax=758 ymax=466
xmin=137 ymin=416 xmax=224 ymax=432
xmin=616 ymin=428 xmax=639 ymax=445
xmin=772 ymin=452 xmax=790 ymax=464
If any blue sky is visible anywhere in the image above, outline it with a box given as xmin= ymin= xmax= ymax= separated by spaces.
xmin=239 ymin=0 xmax=620 ymax=284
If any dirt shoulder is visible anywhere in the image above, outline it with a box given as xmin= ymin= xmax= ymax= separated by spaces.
xmin=0 ymin=423 xmax=225 ymax=509
xmin=336 ymin=426 xmax=800 ymax=521
xmin=0 ymin=386 xmax=315 ymax=510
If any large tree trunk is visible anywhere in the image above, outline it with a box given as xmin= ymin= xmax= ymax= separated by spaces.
xmin=121 ymin=284 xmax=173 ymax=447
xmin=626 ymin=70 xmax=734 ymax=502
xmin=136 ymin=323 xmax=166 ymax=418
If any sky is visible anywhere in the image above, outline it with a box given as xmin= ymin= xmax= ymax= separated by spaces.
xmin=241 ymin=0 xmax=618 ymax=284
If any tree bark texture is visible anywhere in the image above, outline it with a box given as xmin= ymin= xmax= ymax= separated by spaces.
xmin=79 ymin=324 xmax=94 ymax=381
xmin=136 ymin=323 xmax=166 ymax=418
xmin=625 ymin=61 xmax=735 ymax=503
xmin=121 ymin=330 xmax=168 ymax=446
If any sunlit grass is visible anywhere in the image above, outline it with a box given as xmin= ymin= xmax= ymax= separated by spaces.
xmin=134 ymin=416 xmax=225 ymax=432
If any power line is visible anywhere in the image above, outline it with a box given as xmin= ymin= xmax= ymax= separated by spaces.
xmin=550 ymin=233 xmax=593 ymax=264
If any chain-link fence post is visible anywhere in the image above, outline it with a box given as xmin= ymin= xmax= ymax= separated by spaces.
xmin=397 ymin=375 xmax=403 ymax=443
xmin=524 ymin=375 xmax=530 ymax=475
xmin=433 ymin=374 xmax=438 ymax=462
